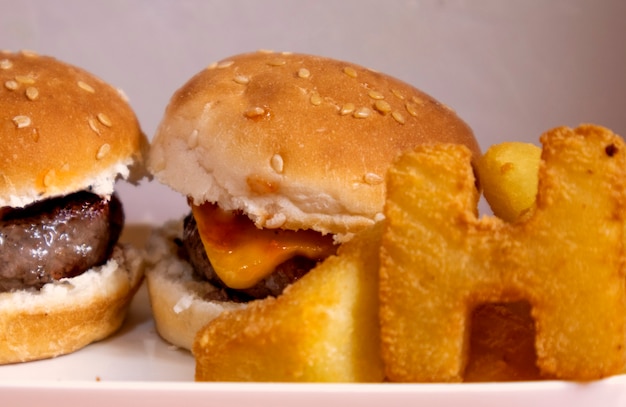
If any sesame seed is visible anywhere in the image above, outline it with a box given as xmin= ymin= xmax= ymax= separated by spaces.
xmin=25 ymin=87 xmax=38 ymax=100
xmin=97 ymin=113 xmax=112 ymax=127
xmin=4 ymin=80 xmax=18 ymax=90
xmin=0 ymin=59 xmax=12 ymax=69
xmin=15 ymin=75 xmax=35 ymax=84
xmin=88 ymin=118 xmax=101 ymax=135
xmin=343 ymin=66 xmax=358 ymax=78
xmin=78 ymin=81 xmax=95 ymax=93
xmin=267 ymin=59 xmax=286 ymax=67
xmin=441 ymin=102 xmax=454 ymax=112
xmin=340 ymin=103 xmax=356 ymax=115
xmin=116 ymin=88 xmax=129 ymax=102
xmin=281 ymin=51 xmax=293 ymax=56
xmin=20 ymin=49 xmax=38 ymax=57
xmin=309 ymin=93 xmax=322 ymax=106
xmin=297 ymin=68 xmax=310 ymax=79
xmin=411 ymin=95 xmax=425 ymax=105
xmin=405 ymin=102 xmax=420 ymax=117
xmin=244 ymin=106 xmax=266 ymax=118
xmin=374 ymin=100 xmax=392 ymax=114
xmin=257 ymin=49 xmax=274 ymax=54
xmin=364 ymin=173 xmax=384 ymax=185
xmin=233 ymin=75 xmax=250 ymax=85
xmin=43 ymin=169 xmax=55 ymax=187
xmin=217 ymin=60 xmax=234 ymax=69
xmin=206 ymin=62 xmax=218 ymax=70
xmin=391 ymin=89 xmax=404 ymax=100
xmin=96 ymin=143 xmax=111 ymax=160
xmin=188 ymin=129 xmax=199 ymax=148
xmin=12 ymin=115 xmax=31 ymax=128
xmin=265 ymin=213 xmax=286 ymax=229
xmin=392 ymin=111 xmax=406 ymax=124
xmin=353 ymin=107 xmax=372 ymax=118
xmin=368 ymin=90 xmax=385 ymax=100
xmin=270 ymin=154 xmax=284 ymax=174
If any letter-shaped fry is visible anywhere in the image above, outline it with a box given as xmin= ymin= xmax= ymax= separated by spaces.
xmin=380 ymin=125 xmax=626 ymax=382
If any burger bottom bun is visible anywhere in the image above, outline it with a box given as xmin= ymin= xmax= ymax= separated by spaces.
xmin=0 ymin=243 xmax=145 ymax=365
xmin=145 ymin=220 xmax=246 ymax=350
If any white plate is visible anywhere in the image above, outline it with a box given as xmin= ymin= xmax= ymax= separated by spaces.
xmin=2 ymin=379 xmax=626 ymax=407
xmin=2 ymin=290 xmax=626 ymax=407
xmin=0 ymin=283 xmax=194 ymax=383
xmin=1 ymin=229 xmax=625 ymax=406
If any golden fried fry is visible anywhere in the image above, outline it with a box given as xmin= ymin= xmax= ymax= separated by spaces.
xmin=193 ymin=224 xmax=384 ymax=382
xmin=380 ymin=125 xmax=626 ymax=382
xmin=476 ymin=142 xmax=542 ymax=221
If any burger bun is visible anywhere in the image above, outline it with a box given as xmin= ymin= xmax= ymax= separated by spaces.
xmin=149 ymin=51 xmax=479 ymax=238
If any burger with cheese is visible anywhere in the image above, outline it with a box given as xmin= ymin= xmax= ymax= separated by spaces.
xmin=146 ymin=50 xmax=480 ymax=350
xmin=0 ymin=50 xmax=147 ymax=363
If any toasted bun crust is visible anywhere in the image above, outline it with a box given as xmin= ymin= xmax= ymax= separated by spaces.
xmin=145 ymin=220 xmax=246 ymax=350
xmin=0 ymin=50 xmax=147 ymax=208
xmin=0 ymin=244 xmax=144 ymax=364
xmin=149 ymin=51 xmax=479 ymax=236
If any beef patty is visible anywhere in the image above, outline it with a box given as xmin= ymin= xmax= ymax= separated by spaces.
xmin=0 ymin=192 xmax=124 ymax=292
xmin=182 ymin=214 xmax=322 ymax=301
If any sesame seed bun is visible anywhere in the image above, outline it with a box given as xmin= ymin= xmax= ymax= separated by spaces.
xmin=145 ymin=51 xmax=480 ymax=353
xmin=0 ymin=50 xmax=147 ymax=208
xmin=0 ymin=50 xmax=147 ymax=364
xmin=149 ymin=50 xmax=479 ymax=237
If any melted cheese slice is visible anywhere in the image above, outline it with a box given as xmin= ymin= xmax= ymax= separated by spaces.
xmin=191 ymin=203 xmax=337 ymax=289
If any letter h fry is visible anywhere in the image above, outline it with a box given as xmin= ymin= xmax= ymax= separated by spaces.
xmin=380 ymin=125 xmax=626 ymax=382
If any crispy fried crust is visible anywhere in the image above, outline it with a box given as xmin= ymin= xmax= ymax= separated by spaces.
xmin=380 ymin=125 xmax=626 ymax=382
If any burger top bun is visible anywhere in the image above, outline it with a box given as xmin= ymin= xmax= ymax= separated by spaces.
xmin=0 ymin=50 xmax=147 ymax=208
xmin=149 ymin=50 xmax=479 ymax=237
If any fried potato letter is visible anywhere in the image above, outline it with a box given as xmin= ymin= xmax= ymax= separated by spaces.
xmin=380 ymin=125 xmax=626 ymax=382
xmin=193 ymin=225 xmax=384 ymax=382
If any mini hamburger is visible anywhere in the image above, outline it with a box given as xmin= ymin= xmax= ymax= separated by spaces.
xmin=0 ymin=50 xmax=147 ymax=363
xmin=146 ymin=50 xmax=480 ymax=350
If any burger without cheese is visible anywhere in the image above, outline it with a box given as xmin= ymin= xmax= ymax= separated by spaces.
xmin=0 ymin=50 xmax=147 ymax=364
xmin=146 ymin=50 xmax=480 ymax=350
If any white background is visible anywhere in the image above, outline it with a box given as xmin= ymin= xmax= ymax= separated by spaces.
xmin=1 ymin=0 xmax=625 ymax=223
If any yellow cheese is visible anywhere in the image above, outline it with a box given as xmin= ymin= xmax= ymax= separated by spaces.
xmin=191 ymin=203 xmax=337 ymax=289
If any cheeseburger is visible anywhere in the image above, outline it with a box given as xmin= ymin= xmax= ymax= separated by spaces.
xmin=0 ymin=50 xmax=147 ymax=363
xmin=146 ymin=50 xmax=480 ymax=350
